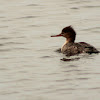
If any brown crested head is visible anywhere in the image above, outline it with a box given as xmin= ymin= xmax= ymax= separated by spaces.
xmin=61 ymin=26 xmax=76 ymax=42
xmin=51 ymin=25 xmax=76 ymax=42
xmin=61 ymin=26 xmax=76 ymax=37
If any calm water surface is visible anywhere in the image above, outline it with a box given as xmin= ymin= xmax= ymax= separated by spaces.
xmin=0 ymin=0 xmax=100 ymax=100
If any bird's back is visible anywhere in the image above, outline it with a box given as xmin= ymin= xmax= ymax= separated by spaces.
xmin=61 ymin=42 xmax=99 ymax=56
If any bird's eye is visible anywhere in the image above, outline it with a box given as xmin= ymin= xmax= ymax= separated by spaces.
xmin=61 ymin=32 xmax=64 ymax=34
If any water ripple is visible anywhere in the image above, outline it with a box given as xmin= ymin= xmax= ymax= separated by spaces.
xmin=28 ymin=25 xmax=40 ymax=27
xmin=0 ymin=26 xmax=8 ymax=28
xmin=3 ymin=42 xmax=25 ymax=45
xmin=70 ymin=7 xmax=79 ymax=9
xmin=27 ymin=4 xmax=40 ymax=6
xmin=76 ymin=78 xmax=89 ymax=80
xmin=0 ymin=49 xmax=11 ymax=52
xmin=82 ymin=26 xmax=100 ymax=31
xmin=0 ymin=16 xmax=5 ymax=18
xmin=82 ymin=5 xmax=100 ymax=8
xmin=16 ymin=16 xmax=38 ymax=19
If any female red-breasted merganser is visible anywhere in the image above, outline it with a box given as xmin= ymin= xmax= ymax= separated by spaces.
xmin=51 ymin=26 xmax=99 ymax=56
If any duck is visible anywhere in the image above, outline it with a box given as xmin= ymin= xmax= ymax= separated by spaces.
xmin=51 ymin=26 xmax=99 ymax=56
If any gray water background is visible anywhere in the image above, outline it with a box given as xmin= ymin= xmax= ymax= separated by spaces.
xmin=0 ymin=0 xmax=100 ymax=100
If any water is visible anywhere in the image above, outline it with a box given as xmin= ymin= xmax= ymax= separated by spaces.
xmin=0 ymin=0 xmax=100 ymax=100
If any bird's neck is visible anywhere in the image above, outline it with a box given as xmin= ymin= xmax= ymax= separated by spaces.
xmin=66 ymin=37 xmax=75 ymax=43
xmin=61 ymin=37 xmax=75 ymax=52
